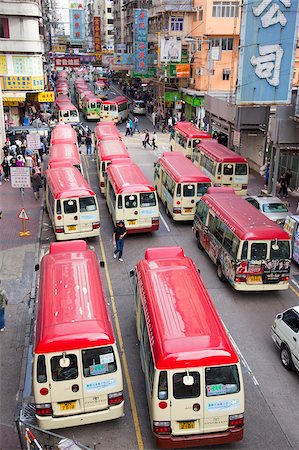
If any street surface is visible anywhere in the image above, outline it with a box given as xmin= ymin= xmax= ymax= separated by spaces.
xmin=1 ymin=84 xmax=299 ymax=450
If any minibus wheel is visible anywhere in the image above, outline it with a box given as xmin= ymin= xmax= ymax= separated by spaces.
xmin=280 ymin=345 xmax=293 ymax=370
xmin=165 ymin=205 xmax=171 ymax=218
xmin=196 ymin=234 xmax=203 ymax=250
xmin=217 ymin=261 xmax=226 ymax=281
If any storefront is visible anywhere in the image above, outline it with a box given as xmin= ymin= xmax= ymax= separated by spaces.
xmin=2 ymin=91 xmax=27 ymax=127
xmin=179 ymin=88 xmax=205 ymax=126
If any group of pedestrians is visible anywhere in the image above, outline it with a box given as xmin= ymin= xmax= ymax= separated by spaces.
xmin=125 ymin=117 xmax=140 ymax=136
xmin=141 ymin=130 xmax=158 ymax=150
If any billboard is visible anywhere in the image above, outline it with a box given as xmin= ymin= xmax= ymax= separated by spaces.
xmin=161 ymin=37 xmax=182 ymax=63
xmin=176 ymin=64 xmax=190 ymax=78
xmin=114 ymin=53 xmax=133 ymax=65
xmin=94 ymin=17 xmax=101 ymax=53
xmin=237 ymin=0 xmax=299 ymax=105
xmin=134 ymin=9 xmax=148 ymax=73
xmin=70 ymin=9 xmax=85 ymax=43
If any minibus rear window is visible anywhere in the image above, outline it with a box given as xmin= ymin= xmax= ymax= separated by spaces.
xmin=79 ymin=196 xmax=96 ymax=212
xmin=70 ymin=110 xmax=78 ymax=117
xmin=82 ymin=346 xmax=117 ymax=377
xmin=56 ymin=200 xmax=62 ymax=215
xmin=125 ymin=194 xmax=137 ymax=208
xmin=64 ymin=199 xmax=77 ymax=214
xmin=223 ymin=164 xmax=233 ymax=175
xmin=51 ymin=354 xmax=78 ymax=381
xmin=205 ymin=365 xmax=240 ymax=397
xmin=173 ymin=372 xmax=200 ymax=399
xmin=37 ymin=355 xmax=47 ymax=383
xmin=235 ymin=163 xmax=247 ymax=175
xmin=250 ymin=242 xmax=267 ymax=260
xmin=197 ymin=183 xmax=210 ymax=197
xmin=140 ymin=192 xmax=156 ymax=207
xmin=158 ymin=371 xmax=168 ymax=400
xmin=270 ymin=240 xmax=290 ymax=260
xmin=183 ymin=184 xmax=195 ymax=197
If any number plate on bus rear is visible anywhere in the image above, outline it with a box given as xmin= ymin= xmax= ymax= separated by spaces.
xmin=60 ymin=401 xmax=76 ymax=411
xmin=128 ymin=220 xmax=136 ymax=225
xmin=247 ymin=275 xmax=262 ymax=284
xmin=184 ymin=208 xmax=193 ymax=213
xmin=68 ymin=225 xmax=76 ymax=231
xmin=179 ymin=421 xmax=195 ymax=430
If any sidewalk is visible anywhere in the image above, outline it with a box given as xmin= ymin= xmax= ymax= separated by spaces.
xmin=0 ymin=179 xmax=43 ymax=450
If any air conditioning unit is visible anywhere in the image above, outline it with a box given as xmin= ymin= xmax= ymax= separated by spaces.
xmin=190 ymin=78 xmax=195 ymax=84
xmin=195 ymin=68 xmax=201 ymax=76
xmin=192 ymin=7 xmax=197 ymax=11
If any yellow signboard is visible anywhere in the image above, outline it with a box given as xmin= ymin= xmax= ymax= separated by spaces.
xmin=4 ymin=76 xmax=44 ymax=91
xmin=38 ymin=91 xmax=55 ymax=102
xmin=0 ymin=55 xmax=8 ymax=75
xmin=52 ymin=45 xmax=66 ymax=53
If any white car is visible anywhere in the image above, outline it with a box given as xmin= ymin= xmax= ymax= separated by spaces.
xmin=245 ymin=196 xmax=289 ymax=225
xmin=132 ymin=100 xmax=146 ymax=115
xmin=271 ymin=306 xmax=299 ymax=372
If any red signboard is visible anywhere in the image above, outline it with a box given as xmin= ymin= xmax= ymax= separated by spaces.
xmin=54 ymin=57 xmax=81 ymax=67
xmin=94 ymin=17 xmax=101 ymax=53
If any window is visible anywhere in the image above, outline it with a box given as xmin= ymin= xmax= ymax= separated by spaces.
xmin=0 ymin=18 xmax=10 ymax=38
xmin=63 ymin=111 xmax=69 ymax=118
xmin=107 ymin=19 xmax=114 ymax=24
xmin=223 ymin=72 xmax=230 ymax=81
xmin=125 ymin=194 xmax=138 ymax=208
xmin=117 ymin=195 xmax=123 ymax=209
xmin=56 ymin=200 xmax=62 ymax=215
xmin=70 ymin=110 xmax=78 ymax=117
xmin=82 ymin=346 xmax=117 ymax=377
xmin=140 ymin=192 xmax=156 ymax=207
xmin=263 ymin=203 xmax=288 ymax=213
xmin=107 ymin=7 xmax=112 ymax=12
xmin=63 ymin=199 xmax=77 ymax=214
xmin=223 ymin=228 xmax=239 ymax=258
xmin=158 ymin=371 xmax=168 ymax=400
xmin=197 ymin=183 xmax=210 ymax=197
xmin=282 ymin=310 xmax=299 ymax=333
xmin=90 ymin=102 xmax=96 ymax=109
xmin=196 ymin=201 xmax=209 ymax=225
xmin=270 ymin=241 xmax=290 ymax=260
xmin=235 ymin=163 xmax=248 ymax=175
xmin=154 ymin=163 xmax=160 ymax=179
xmin=79 ymin=196 xmax=96 ymax=212
xmin=250 ymin=242 xmax=267 ymax=261
xmin=37 ymin=355 xmax=47 ymax=383
xmin=103 ymin=104 xmax=110 ymax=112
xmin=201 ymin=154 xmax=216 ymax=176
xmin=205 ymin=365 xmax=240 ymax=396
xmin=223 ymin=163 xmax=233 ymax=175
xmin=171 ymin=16 xmax=183 ymax=32
xmin=241 ymin=240 xmax=248 ymax=260
xmin=183 ymin=184 xmax=195 ymax=197
xmin=173 ymin=372 xmax=200 ymax=399
xmin=51 ymin=354 xmax=78 ymax=381
xmin=212 ymin=1 xmax=239 ymax=18
xmin=214 ymin=217 xmax=226 ymax=244
xmin=176 ymin=183 xmax=181 ymax=197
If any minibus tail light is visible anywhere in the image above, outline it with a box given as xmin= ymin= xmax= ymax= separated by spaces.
xmin=100 ymin=181 xmax=105 ymax=187
xmin=242 ymin=185 xmax=247 ymax=190
xmin=152 ymin=217 xmax=159 ymax=225
xmin=153 ymin=421 xmax=171 ymax=435
xmin=108 ymin=391 xmax=123 ymax=405
xmin=35 ymin=403 xmax=53 ymax=416
xmin=92 ymin=222 xmax=100 ymax=229
xmin=55 ymin=226 xmax=64 ymax=233
xmin=235 ymin=274 xmax=246 ymax=283
xmin=173 ymin=208 xmax=181 ymax=214
xmin=281 ymin=275 xmax=289 ymax=281
xmin=229 ymin=413 xmax=244 ymax=428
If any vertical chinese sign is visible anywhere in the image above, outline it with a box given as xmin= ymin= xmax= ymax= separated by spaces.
xmin=70 ymin=8 xmax=85 ymax=43
xmin=134 ymin=9 xmax=148 ymax=73
xmin=236 ymin=0 xmax=299 ymax=105
xmin=94 ymin=17 xmax=101 ymax=55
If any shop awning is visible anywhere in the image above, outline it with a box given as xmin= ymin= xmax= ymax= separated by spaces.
xmin=2 ymin=91 xmax=26 ymax=102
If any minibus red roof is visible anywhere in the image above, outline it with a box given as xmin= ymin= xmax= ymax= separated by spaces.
xmin=101 ymin=96 xmax=128 ymax=105
xmin=97 ymin=139 xmax=130 ymax=161
xmin=35 ymin=240 xmax=114 ymax=353
xmin=46 ymin=167 xmax=95 ymax=199
xmin=159 ymin=152 xmax=211 ymax=183
xmin=136 ymin=247 xmax=239 ymax=369
xmin=49 ymin=143 xmax=80 ymax=163
xmin=94 ymin=122 xmax=122 ymax=140
xmin=107 ymin=162 xmax=155 ymax=194
xmin=55 ymin=95 xmax=70 ymax=104
xmin=197 ymin=140 xmax=248 ymax=163
xmin=95 ymin=80 xmax=106 ymax=86
xmin=50 ymin=123 xmax=78 ymax=145
xmin=202 ymin=189 xmax=290 ymax=241
xmin=57 ymin=103 xmax=78 ymax=111
xmin=82 ymin=93 xmax=102 ymax=102
xmin=174 ymin=122 xmax=211 ymax=139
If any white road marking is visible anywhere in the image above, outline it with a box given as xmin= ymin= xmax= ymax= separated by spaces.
xmin=159 ymin=211 xmax=171 ymax=232
xmin=291 ymin=277 xmax=299 ymax=290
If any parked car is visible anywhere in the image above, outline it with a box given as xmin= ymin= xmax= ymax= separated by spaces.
xmin=271 ymin=306 xmax=299 ymax=372
xmin=132 ymin=100 xmax=146 ymax=115
xmin=245 ymin=196 xmax=289 ymax=225
xmin=6 ymin=125 xmax=51 ymax=141
xmin=283 ymin=215 xmax=299 ymax=263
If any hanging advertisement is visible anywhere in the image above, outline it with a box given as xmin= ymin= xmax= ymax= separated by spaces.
xmin=94 ymin=16 xmax=101 ymax=53
xmin=54 ymin=57 xmax=81 ymax=67
xmin=160 ymin=37 xmax=182 ymax=63
xmin=134 ymin=9 xmax=148 ymax=73
xmin=114 ymin=54 xmax=133 ymax=65
xmin=236 ymin=0 xmax=299 ymax=105
xmin=176 ymin=64 xmax=190 ymax=78
xmin=70 ymin=9 xmax=85 ymax=43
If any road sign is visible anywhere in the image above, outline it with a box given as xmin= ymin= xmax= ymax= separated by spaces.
xmin=18 ymin=208 xmax=29 ymax=220
xmin=26 ymin=133 xmax=41 ymax=150
xmin=10 ymin=167 xmax=31 ymax=188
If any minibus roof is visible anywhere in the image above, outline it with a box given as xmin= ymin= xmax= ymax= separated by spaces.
xmin=159 ymin=152 xmax=211 ymax=183
xmin=94 ymin=122 xmax=122 ymax=140
xmin=136 ymin=246 xmax=239 ymax=369
xmin=57 ymin=103 xmax=78 ymax=111
xmin=35 ymin=240 xmax=114 ymax=353
xmin=46 ymin=166 xmax=95 ymax=199
xmin=202 ymin=189 xmax=290 ymax=241
xmin=101 ymin=96 xmax=128 ymax=105
xmin=174 ymin=122 xmax=211 ymax=139
xmin=196 ymin=140 xmax=248 ymax=163
xmin=83 ymin=93 xmax=102 ymax=103
xmin=107 ymin=162 xmax=155 ymax=194
xmin=55 ymin=95 xmax=70 ymax=104
xmin=50 ymin=123 xmax=78 ymax=145
xmin=49 ymin=143 xmax=80 ymax=163
xmin=97 ymin=139 xmax=130 ymax=161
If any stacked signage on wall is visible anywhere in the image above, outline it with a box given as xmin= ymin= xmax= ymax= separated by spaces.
xmin=69 ymin=1 xmax=85 ymax=43
xmin=133 ymin=9 xmax=148 ymax=73
xmin=94 ymin=17 xmax=101 ymax=53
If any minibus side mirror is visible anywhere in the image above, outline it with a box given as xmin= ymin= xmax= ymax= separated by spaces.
xmin=153 ymin=162 xmax=157 ymax=168
xmin=35 ymin=264 xmax=40 ymax=272
xmin=99 ymin=260 xmax=105 ymax=268
xmin=197 ymin=268 xmax=201 ymax=274
xmin=129 ymin=269 xmax=135 ymax=278
xmin=79 ymin=150 xmax=82 ymax=154
xmin=276 ymin=313 xmax=282 ymax=320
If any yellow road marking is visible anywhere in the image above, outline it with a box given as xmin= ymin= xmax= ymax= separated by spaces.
xmin=84 ymin=155 xmax=144 ymax=450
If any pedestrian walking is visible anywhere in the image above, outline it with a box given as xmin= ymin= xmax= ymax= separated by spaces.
xmin=278 ymin=172 xmax=288 ymax=198
xmin=125 ymin=120 xmax=131 ymax=136
xmin=0 ymin=165 xmax=3 ymax=185
xmin=25 ymin=154 xmax=34 ymax=171
xmin=85 ymin=134 xmax=92 ymax=155
xmin=1 ymin=156 xmax=10 ymax=181
xmin=285 ymin=168 xmax=292 ymax=193
xmin=112 ymin=221 xmax=127 ymax=262
xmin=144 ymin=129 xmax=151 ymax=148
xmin=152 ymin=111 xmax=157 ymax=129
xmin=161 ymin=117 xmax=167 ymax=133
xmin=168 ymin=116 xmax=173 ymax=131
xmin=0 ymin=281 xmax=9 ymax=331
xmin=133 ymin=116 xmax=140 ymax=134
xmin=77 ymin=129 xmax=82 ymax=147
xmin=141 ymin=130 xmax=146 ymax=148
xmin=129 ymin=117 xmax=133 ymax=135
xmin=31 ymin=168 xmax=42 ymax=200
xmin=152 ymin=131 xmax=158 ymax=150
xmin=16 ymin=154 xmax=25 ymax=167
xmin=265 ymin=162 xmax=270 ymax=188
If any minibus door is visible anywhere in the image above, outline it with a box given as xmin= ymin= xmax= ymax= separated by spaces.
xmin=62 ymin=198 xmax=80 ymax=234
xmin=170 ymin=370 xmax=204 ymax=436
xmin=221 ymin=163 xmax=234 ymax=188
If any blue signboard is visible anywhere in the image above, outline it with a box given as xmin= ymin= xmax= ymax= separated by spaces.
xmin=237 ymin=0 xmax=299 ymax=105
xmin=133 ymin=9 xmax=148 ymax=73
xmin=70 ymin=9 xmax=85 ymax=43
xmin=113 ymin=53 xmax=133 ymax=65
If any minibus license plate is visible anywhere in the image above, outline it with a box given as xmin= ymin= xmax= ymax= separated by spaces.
xmin=179 ymin=421 xmax=195 ymax=430
xmin=68 ymin=225 xmax=76 ymax=231
xmin=247 ymin=275 xmax=262 ymax=284
xmin=60 ymin=401 xmax=76 ymax=411
xmin=128 ymin=220 xmax=136 ymax=225
xmin=184 ymin=208 xmax=192 ymax=213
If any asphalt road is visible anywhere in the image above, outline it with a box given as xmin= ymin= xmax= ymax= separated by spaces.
xmin=33 ymin=84 xmax=299 ymax=450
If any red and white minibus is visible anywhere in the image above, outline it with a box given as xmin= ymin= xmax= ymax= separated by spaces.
xmin=33 ymin=240 xmax=124 ymax=429
xmin=48 ymin=143 xmax=82 ymax=172
xmin=94 ymin=122 xmax=122 ymax=143
xmin=50 ymin=123 xmax=78 ymax=147
xmin=154 ymin=152 xmax=211 ymax=220
xmin=192 ymin=140 xmax=249 ymax=195
xmin=100 ymin=96 xmax=130 ymax=123
xmin=193 ymin=188 xmax=291 ymax=290
xmin=132 ymin=246 xmax=244 ymax=448
xmin=45 ymin=167 xmax=100 ymax=240
xmin=81 ymin=93 xmax=102 ymax=120
xmin=171 ymin=121 xmax=211 ymax=157
xmin=105 ymin=161 xmax=159 ymax=233
xmin=54 ymin=102 xmax=80 ymax=124
xmin=96 ymin=139 xmax=131 ymax=194
xmin=95 ymin=80 xmax=108 ymax=99
xmin=55 ymin=95 xmax=71 ymax=105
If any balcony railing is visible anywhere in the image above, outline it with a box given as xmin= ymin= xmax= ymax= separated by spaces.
xmin=152 ymin=0 xmax=194 ymax=11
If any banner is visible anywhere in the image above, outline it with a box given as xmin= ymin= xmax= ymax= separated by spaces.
xmin=134 ymin=9 xmax=148 ymax=73
xmin=176 ymin=64 xmax=190 ymax=78
xmin=114 ymin=53 xmax=133 ymax=65
xmin=70 ymin=9 xmax=85 ymax=43
xmin=54 ymin=56 xmax=80 ymax=67
xmin=94 ymin=17 xmax=101 ymax=52
xmin=237 ymin=0 xmax=299 ymax=105
xmin=161 ymin=37 xmax=182 ymax=63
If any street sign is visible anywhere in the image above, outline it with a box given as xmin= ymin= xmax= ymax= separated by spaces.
xmin=10 ymin=167 xmax=31 ymax=188
xmin=26 ymin=133 xmax=41 ymax=150
xmin=18 ymin=208 xmax=29 ymax=220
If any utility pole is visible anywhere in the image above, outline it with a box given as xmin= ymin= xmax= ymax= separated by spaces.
xmin=0 ymin=87 xmax=6 ymax=160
